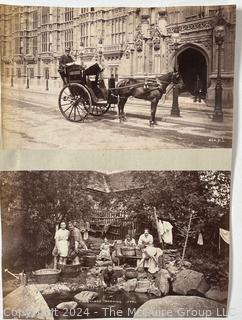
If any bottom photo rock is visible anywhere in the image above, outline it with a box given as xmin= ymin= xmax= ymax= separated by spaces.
xmin=1 ymin=171 xmax=230 ymax=319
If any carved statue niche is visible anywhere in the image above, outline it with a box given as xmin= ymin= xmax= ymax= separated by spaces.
xmin=152 ymin=28 xmax=162 ymax=51
xmin=135 ymin=29 xmax=144 ymax=52
xmin=153 ymin=37 xmax=161 ymax=51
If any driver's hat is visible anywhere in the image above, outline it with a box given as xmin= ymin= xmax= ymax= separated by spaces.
xmin=65 ymin=46 xmax=71 ymax=52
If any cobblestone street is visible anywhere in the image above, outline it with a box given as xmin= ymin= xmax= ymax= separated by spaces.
xmin=2 ymin=88 xmax=233 ymax=149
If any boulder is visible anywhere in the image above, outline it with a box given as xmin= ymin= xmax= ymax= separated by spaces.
xmin=147 ymin=283 xmax=161 ymax=297
xmin=4 ymin=284 xmax=54 ymax=320
xmin=86 ymin=275 xmax=102 ymax=288
xmin=56 ymin=301 xmax=78 ymax=310
xmin=166 ymin=262 xmax=179 ymax=278
xmin=205 ymin=288 xmax=228 ymax=302
xmin=155 ymin=269 xmax=170 ymax=295
xmin=74 ymin=291 xmax=98 ymax=303
xmin=135 ymin=279 xmax=152 ymax=293
xmin=117 ymin=278 xmax=137 ymax=292
xmin=36 ymin=283 xmax=71 ymax=297
xmin=134 ymin=296 xmax=227 ymax=318
xmin=172 ymin=269 xmax=210 ymax=295
xmin=183 ymin=260 xmax=192 ymax=268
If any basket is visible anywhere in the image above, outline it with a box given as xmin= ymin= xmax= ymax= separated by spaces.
xmin=125 ymin=267 xmax=138 ymax=279
xmin=121 ymin=247 xmax=136 ymax=257
xmin=33 ymin=268 xmax=61 ymax=284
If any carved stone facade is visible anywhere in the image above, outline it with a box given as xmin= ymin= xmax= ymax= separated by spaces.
xmin=0 ymin=5 xmax=235 ymax=107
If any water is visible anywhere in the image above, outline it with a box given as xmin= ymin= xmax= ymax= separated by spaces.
xmin=45 ymin=289 xmax=150 ymax=319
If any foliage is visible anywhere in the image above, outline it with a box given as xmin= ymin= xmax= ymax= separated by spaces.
xmin=0 ymin=171 xmax=230 ymax=267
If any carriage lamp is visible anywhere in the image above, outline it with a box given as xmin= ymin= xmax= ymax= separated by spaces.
xmin=170 ymin=26 xmax=181 ymax=117
xmin=213 ymin=12 xmax=226 ymax=122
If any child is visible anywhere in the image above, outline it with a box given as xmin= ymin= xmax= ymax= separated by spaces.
xmin=102 ymin=265 xmax=117 ymax=287
xmin=97 ymin=237 xmax=114 ymax=261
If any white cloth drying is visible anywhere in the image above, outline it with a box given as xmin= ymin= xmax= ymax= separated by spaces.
xmin=197 ymin=232 xmax=204 ymax=245
xmin=158 ymin=220 xmax=173 ymax=245
xmin=219 ymin=228 xmax=230 ymax=244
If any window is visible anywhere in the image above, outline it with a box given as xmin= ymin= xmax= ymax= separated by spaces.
xmin=29 ymin=68 xmax=34 ymax=78
xmin=26 ymin=37 xmax=29 ymax=54
xmin=41 ymin=32 xmax=49 ymax=52
xmin=65 ymin=29 xmax=73 ymax=50
xmin=65 ymin=8 xmax=74 ymax=21
xmin=3 ymin=41 xmax=6 ymax=56
xmin=111 ymin=18 xmax=125 ymax=45
xmin=115 ymin=67 xmax=118 ymax=81
xmin=33 ymin=11 xmax=38 ymax=29
xmin=80 ymin=23 xmax=88 ymax=47
xmin=42 ymin=7 xmax=49 ymax=24
xmin=33 ymin=37 xmax=37 ymax=56
xmin=15 ymin=37 xmax=20 ymax=54
xmin=44 ymin=68 xmax=49 ymax=79
xmin=17 ymin=68 xmax=21 ymax=78
xmin=14 ymin=13 xmax=20 ymax=31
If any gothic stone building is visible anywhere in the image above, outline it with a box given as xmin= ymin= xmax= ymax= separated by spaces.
xmin=0 ymin=5 xmax=236 ymax=107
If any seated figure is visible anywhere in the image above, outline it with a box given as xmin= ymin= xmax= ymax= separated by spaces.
xmin=97 ymin=237 xmax=115 ymax=261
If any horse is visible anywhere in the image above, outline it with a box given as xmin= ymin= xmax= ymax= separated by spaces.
xmin=114 ymin=72 xmax=184 ymax=126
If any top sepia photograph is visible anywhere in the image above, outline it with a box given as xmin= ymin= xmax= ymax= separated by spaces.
xmin=0 ymin=5 xmax=236 ymax=149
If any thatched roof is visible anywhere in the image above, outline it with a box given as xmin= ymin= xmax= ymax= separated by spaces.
xmin=85 ymin=171 xmax=146 ymax=193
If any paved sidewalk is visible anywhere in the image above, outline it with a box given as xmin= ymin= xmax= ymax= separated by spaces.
xmin=2 ymin=84 xmax=233 ymax=132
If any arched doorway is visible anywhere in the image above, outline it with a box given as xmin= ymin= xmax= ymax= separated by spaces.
xmin=177 ymin=47 xmax=208 ymax=98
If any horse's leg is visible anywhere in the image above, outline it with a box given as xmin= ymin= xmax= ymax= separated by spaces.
xmin=119 ymin=97 xmax=128 ymax=123
xmin=150 ymin=98 xmax=159 ymax=127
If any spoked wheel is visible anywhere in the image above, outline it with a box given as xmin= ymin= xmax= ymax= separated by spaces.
xmin=89 ymin=103 xmax=111 ymax=116
xmin=58 ymin=83 xmax=92 ymax=122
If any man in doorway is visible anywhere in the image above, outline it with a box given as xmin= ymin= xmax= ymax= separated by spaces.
xmin=194 ymin=74 xmax=202 ymax=103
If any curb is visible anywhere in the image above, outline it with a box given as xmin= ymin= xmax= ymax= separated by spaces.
xmin=3 ymin=86 xmax=232 ymax=131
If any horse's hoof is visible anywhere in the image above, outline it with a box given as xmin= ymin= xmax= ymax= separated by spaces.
xmin=149 ymin=121 xmax=154 ymax=127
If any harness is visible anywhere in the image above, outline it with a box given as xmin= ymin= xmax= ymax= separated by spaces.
xmin=110 ymin=79 xmax=171 ymax=100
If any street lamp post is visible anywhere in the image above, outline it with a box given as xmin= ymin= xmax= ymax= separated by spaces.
xmin=80 ymin=42 xmax=84 ymax=68
xmin=97 ymin=39 xmax=103 ymax=66
xmin=213 ymin=12 xmax=226 ymax=122
xmin=129 ymin=42 xmax=135 ymax=76
xmin=11 ymin=72 xmax=14 ymax=87
xmin=170 ymin=28 xmax=181 ymax=117
xmin=26 ymin=68 xmax=29 ymax=89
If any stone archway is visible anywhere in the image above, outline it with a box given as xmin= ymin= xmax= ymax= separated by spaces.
xmin=177 ymin=45 xmax=208 ymax=98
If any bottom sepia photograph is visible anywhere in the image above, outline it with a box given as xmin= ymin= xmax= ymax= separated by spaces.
xmin=0 ymin=170 xmax=230 ymax=319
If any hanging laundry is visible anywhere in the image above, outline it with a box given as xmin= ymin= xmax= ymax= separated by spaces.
xmin=219 ymin=228 xmax=230 ymax=244
xmin=162 ymin=221 xmax=173 ymax=245
xmin=197 ymin=232 xmax=204 ymax=245
xmin=157 ymin=219 xmax=165 ymax=236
